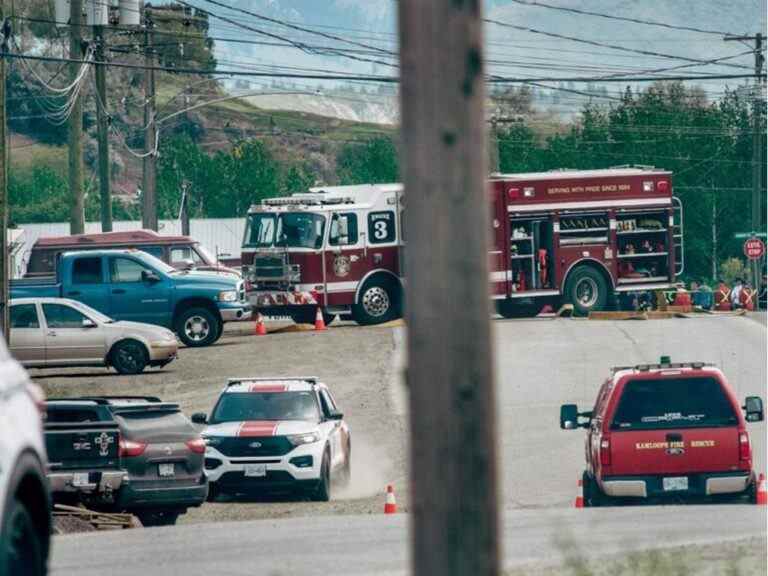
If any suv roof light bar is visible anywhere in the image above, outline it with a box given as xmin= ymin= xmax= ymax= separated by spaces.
xmin=613 ymin=362 xmax=712 ymax=373
xmin=226 ymin=377 xmax=319 ymax=387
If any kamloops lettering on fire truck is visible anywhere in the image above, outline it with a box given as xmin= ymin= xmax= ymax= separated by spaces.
xmin=241 ymin=167 xmax=683 ymax=324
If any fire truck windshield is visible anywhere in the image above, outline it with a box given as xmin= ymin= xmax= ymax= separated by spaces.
xmin=244 ymin=212 xmax=326 ymax=250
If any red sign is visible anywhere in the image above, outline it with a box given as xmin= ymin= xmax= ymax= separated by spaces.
xmin=743 ymin=237 xmax=766 ymax=260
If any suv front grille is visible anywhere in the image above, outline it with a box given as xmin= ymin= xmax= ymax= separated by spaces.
xmin=214 ymin=436 xmax=293 ymax=457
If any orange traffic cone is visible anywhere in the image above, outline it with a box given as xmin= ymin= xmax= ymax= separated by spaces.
xmin=756 ymin=473 xmax=767 ymax=506
xmin=314 ymin=307 xmax=327 ymax=331
xmin=574 ymin=478 xmax=584 ymax=509
xmin=254 ymin=313 xmax=267 ymax=336
xmin=384 ymin=484 xmax=397 ymax=514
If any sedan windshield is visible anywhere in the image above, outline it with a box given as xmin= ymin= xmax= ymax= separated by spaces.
xmin=244 ymin=212 xmax=326 ymax=250
xmin=211 ymin=391 xmax=321 ymax=423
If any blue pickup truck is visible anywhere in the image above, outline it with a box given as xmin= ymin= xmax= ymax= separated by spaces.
xmin=11 ymin=250 xmax=251 ymax=347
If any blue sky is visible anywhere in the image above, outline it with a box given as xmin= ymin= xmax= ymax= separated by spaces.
xmin=185 ymin=1 xmax=766 ymax=101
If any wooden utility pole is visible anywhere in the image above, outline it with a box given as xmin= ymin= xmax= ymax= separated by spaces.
xmin=726 ymin=33 xmax=765 ymax=309
xmin=94 ymin=24 xmax=112 ymax=232
xmin=0 ymin=3 xmax=9 ymax=340
xmin=68 ymin=0 xmax=85 ymax=235
xmin=398 ymin=3 xmax=499 ymax=576
xmin=142 ymin=10 xmax=158 ymax=231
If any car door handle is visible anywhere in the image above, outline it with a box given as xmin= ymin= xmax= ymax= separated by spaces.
xmin=67 ymin=290 xmax=81 ymax=296
xmin=112 ymin=289 xmax=126 ymax=295
xmin=47 ymin=331 xmax=57 ymax=337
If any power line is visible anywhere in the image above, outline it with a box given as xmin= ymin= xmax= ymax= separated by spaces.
xmin=484 ymin=17 xmax=753 ymax=70
xmin=507 ymin=0 xmax=735 ymax=36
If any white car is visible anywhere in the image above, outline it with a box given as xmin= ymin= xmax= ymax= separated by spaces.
xmin=193 ymin=377 xmax=351 ymax=501
xmin=0 ymin=335 xmax=51 ymax=576
xmin=9 ymin=298 xmax=178 ymax=375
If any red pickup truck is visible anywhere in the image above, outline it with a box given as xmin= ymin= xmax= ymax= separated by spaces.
xmin=561 ymin=357 xmax=764 ymax=506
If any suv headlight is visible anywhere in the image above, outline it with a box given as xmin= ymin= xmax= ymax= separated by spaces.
xmin=217 ymin=290 xmax=238 ymax=302
xmin=203 ymin=436 xmax=222 ymax=447
xmin=287 ymin=432 xmax=320 ymax=447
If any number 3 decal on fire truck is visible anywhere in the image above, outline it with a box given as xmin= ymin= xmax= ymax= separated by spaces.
xmin=368 ymin=211 xmax=395 ymax=244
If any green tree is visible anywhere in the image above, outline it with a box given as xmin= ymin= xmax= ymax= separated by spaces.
xmin=336 ymin=137 xmax=399 ymax=184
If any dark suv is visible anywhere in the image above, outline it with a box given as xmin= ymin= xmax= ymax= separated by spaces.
xmin=560 ymin=357 xmax=764 ymax=506
xmin=67 ymin=396 xmax=208 ymax=526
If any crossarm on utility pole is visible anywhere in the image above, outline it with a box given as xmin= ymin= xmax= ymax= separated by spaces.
xmin=398 ymin=2 xmax=500 ymax=576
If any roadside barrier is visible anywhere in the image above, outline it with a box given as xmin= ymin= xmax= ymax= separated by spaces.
xmin=314 ymin=307 xmax=327 ymax=331
xmin=254 ymin=313 xmax=267 ymax=336
xmin=384 ymin=484 xmax=398 ymax=514
xmin=756 ymin=473 xmax=767 ymax=506
xmin=574 ymin=478 xmax=584 ymax=509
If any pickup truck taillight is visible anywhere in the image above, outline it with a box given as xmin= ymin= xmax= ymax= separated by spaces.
xmin=739 ymin=431 xmax=751 ymax=462
xmin=186 ymin=437 xmax=206 ymax=454
xmin=119 ymin=439 xmax=147 ymax=457
xmin=599 ymin=437 xmax=611 ymax=466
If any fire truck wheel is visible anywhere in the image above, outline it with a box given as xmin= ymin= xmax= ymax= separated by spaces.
xmin=353 ymin=278 xmax=399 ymax=325
xmin=565 ymin=266 xmax=608 ymax=316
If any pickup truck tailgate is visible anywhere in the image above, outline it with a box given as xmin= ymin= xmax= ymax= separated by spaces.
xmin=45 ymin=422 xmax=120 ymax=471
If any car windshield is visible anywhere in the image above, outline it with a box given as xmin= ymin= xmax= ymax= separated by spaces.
xmin=134 ymin=251 xmax=177 ymax=275
xmin=70 ymin=301 xmax=115 ymax=324
xmin=211 ymin=391 xmax=321 ymax=423
xmin=611 ymin=377 xmax=738 ymax=430
xmin=244 ymin=212 xmax=326 ymax=250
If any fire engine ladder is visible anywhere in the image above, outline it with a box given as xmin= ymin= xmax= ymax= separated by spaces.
xmin=672 ymin=197 xmax=684 ymax=276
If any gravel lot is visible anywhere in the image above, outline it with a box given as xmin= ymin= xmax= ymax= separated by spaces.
xmin=35 ymin=320 xmax=408 ymax=524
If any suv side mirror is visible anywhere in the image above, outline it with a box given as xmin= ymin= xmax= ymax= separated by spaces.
xmin=141 ymin=270 xmax=161 ymax=283
xmin=744 ymin=396 xmax=764 ymax=422
xmin=191 ymin=412 xmax=208 ymax=424
xmin=82 ymin=318 xmax=97 ymax=328
xmin=327 ymin=409 xmax=344 ymax=421
xmin=560 ymin=404 xmax=579 ymax=430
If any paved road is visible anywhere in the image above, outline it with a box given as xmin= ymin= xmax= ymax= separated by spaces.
xmin=50 ymin=314 xmax=767 ymax=573
xmin=51 ymin=506 xmax=765 ymax=576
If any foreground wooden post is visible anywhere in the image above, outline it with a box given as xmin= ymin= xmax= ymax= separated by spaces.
xmin=398 ymin=2 xmax=500 ymax=576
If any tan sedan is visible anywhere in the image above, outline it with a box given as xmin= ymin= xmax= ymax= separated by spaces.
xmin=9 ymin=298 xmax=178 ymax=374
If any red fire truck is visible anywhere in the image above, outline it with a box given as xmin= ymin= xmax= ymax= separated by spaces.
xmin=241 ymin=167 xmax=683 ymax=323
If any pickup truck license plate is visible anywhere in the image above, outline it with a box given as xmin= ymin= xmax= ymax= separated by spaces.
xmin=244 ymin=464 xmax=267 ymax=477
xmin=158 ymin=463 xmax=175 ymax=477
xmin=663 ymin=476 xmax=688 ymax=491
xmin=72 ymin=472 xmax=90 ymax=487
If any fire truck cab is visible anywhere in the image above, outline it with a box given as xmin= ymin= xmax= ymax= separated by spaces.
xmin=242 ymin=184 xmax=404 ymax=325
xmin=490 ymin=167 xmax=683 ymax=317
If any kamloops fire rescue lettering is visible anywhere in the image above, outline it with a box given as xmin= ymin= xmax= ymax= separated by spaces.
xmin=241 ymin=167 xmax=683 ymax=323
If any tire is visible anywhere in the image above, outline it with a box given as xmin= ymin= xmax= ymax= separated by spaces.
xmin=496 ymin=299 xmax=540 ymax=319
xmin=290 ymin=308 xmax=336 ymax=327
xmin=0 ymin=498 xmax=45 ymax=576
xmin=311 ymin=450 xmax=332 ymax=502
xmin=135 ymin=509 xmax=181 ymax=527
xmin=564 ymin=266 xmax=609 ymax=317
xmin=176 ymin=307 xmax=220 ymax=348
xmin=206 ymin=482 xmax=218 ymax=503
xmin=110 ymin=340 xmax=149 ymax=375
xmin=582 ymin=471 xmax=607 ymax=508
xmin=352 ymin=278 xmax=399 ymax=326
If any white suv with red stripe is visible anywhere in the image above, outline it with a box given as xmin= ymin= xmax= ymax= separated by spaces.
xmin=192 ymin=377 xmax=350 ymax=501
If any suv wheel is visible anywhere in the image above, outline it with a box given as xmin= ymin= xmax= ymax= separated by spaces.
xmin=496 ymin=299 xmax=540 ymax=319
xmin=311 ymin=450 xmax=332 ymax=502
xmin=111 ymin=340 xmax=149 ymax=375
xmin=582 ymin=471 xmax=607 ymax=507
xmin=176 ymin=307 xmax=220 ymax=348
xmin=0 ymin=497 xmax=45 ymax=576
xmin=565 ymin=267 xmax=608 ymax=316
xmin=135 ymin=509 xmax=181 ymax=527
